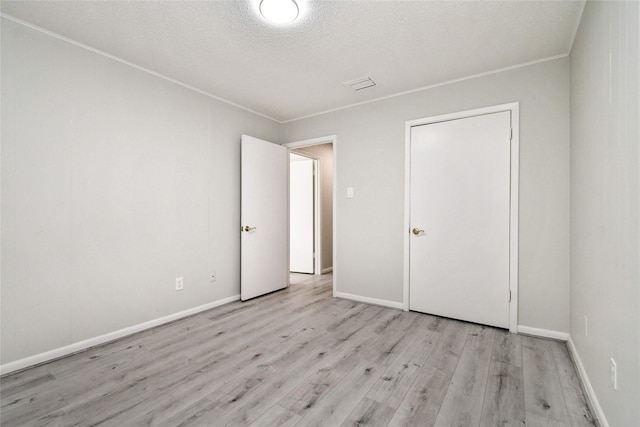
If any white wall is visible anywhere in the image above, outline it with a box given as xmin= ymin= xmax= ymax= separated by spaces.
xmin=291 ymin=143 xmax=333 ymax=272
xmin=569 ymin=1 xmax=639 ymax=425
xmin=0 ymin=18 xmax=280 ymax=365
xmin=283 ymin=58 xmax=571 ymax=333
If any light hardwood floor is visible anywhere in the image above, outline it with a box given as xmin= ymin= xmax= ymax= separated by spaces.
xmin=1 ymin=273 xmax=595 ymax=426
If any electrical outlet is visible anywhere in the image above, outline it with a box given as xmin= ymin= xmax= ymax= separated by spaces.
xmin=210 ymin=271 xmax=217 ymax=283
xmin=610 ymin=358 xmax=617 ymax=390
xmin=175 ymin=277 xmax=184 ymax=291
xmin=584 ymin=315 xmax=588 ymax=336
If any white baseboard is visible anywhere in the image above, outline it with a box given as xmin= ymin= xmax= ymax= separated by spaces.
xmin=335 ymin=292 xmax=403 ymax=310
xmin=0 ymin=295 xmax=240 ymax=376
xmin=517 ymin=325 xmax=569 ymax=341
xmin=567 ymin=337 xmax=609 ymax=427
xmin=321 ymin=267 xmax=333 ymax=274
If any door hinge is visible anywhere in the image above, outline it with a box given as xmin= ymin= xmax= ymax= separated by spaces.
xmin=509 ymin=290 xmax=512 ymax=302
xmin=510 ymin=128 xmax=513 ymax=141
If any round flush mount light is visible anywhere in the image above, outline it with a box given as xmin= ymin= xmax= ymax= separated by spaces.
xmin=260 ymin=0 xmax=299 ymax=24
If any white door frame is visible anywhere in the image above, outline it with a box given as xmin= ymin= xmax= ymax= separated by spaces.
xmin=289 ymin=152 xmax=319 ymax=274
xmin=285 ymin=135 xmax=337 ymax=297
xmin=403 ymin=103 xmax=519 ymax=333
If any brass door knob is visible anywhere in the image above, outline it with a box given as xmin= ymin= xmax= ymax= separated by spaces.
xmin=412 ymin=227 xmax=424 ymax=235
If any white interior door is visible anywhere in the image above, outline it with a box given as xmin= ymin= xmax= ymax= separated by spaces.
xmin=289 ymin=154 xmax=315 ymax=273
xmin=409 ymin=111 xmax=511 ymax=328
xmin=241 ymin=135 xmax=288 ymax=301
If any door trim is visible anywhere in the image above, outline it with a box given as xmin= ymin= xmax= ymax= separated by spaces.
xmin=284 ymin=135 xmax=338 ymax=298
xmin=403 ymin=103 xmax=519 ymax=333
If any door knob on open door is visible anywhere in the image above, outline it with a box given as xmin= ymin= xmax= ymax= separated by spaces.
xmin=242 ymin=226 xmax=257 ymax=232
xmin=412 ymin=227 xmax=424 ymax=235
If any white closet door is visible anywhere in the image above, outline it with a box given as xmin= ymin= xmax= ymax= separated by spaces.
xmin=290 ymin=155 xmax=314 ymax=274
xmin=409 ymin=111 xmax=511 ymax=328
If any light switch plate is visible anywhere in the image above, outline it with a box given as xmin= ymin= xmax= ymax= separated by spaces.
xmin=347 ymin=187 xmax=354 ymax=198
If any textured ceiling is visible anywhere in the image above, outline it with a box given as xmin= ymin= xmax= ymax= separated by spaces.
xmin=1 ymin=1 xmax=585 ymax=122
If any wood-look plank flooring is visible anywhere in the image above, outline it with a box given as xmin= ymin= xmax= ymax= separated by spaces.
xmin=1 ymin=274 xmax=596 ymax=426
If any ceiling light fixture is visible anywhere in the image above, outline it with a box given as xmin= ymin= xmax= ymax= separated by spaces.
xmin=260 ymin=0 xmax=299 ymax=24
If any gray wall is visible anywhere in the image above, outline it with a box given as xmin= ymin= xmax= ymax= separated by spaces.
xmin=291 ymin=144 xmax=333 ymax=272
xmin=283 ymin=58 xmax=571 ymax=333
xmin=1 ymin=18 xmax=280 ymax=364
xmin=570 ymin=1 xmax=639 ymax=425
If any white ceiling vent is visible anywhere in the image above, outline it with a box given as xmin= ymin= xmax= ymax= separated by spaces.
xmin=344 ymin=76 xmax=376 ymax=91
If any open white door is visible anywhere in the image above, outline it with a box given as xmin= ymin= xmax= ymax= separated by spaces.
xmin=289 ymin=154 xmax=315 ymax=274
xmin=241 ymin=135 xmax=288 ymax=301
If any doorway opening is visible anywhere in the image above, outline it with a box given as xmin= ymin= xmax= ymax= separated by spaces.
xmin=285 ymin=135 xmax=337 ymax=296
xmin=289 ymin=142 xmax=334 ymax=276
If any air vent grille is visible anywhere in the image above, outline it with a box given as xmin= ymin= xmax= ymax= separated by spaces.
xmin=344 ymin=76 xmax=376 ymax=91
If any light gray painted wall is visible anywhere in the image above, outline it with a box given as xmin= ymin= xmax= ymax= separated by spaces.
xmin=1 ymin=19 xmax=280 ymax=364
xmin=569 ymin=1 xmax=639 ymax=425
xmin=291 ymin=143 xmax=333 ymax=272
xmin=283 ymin=58 xmax=571 ymax=333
